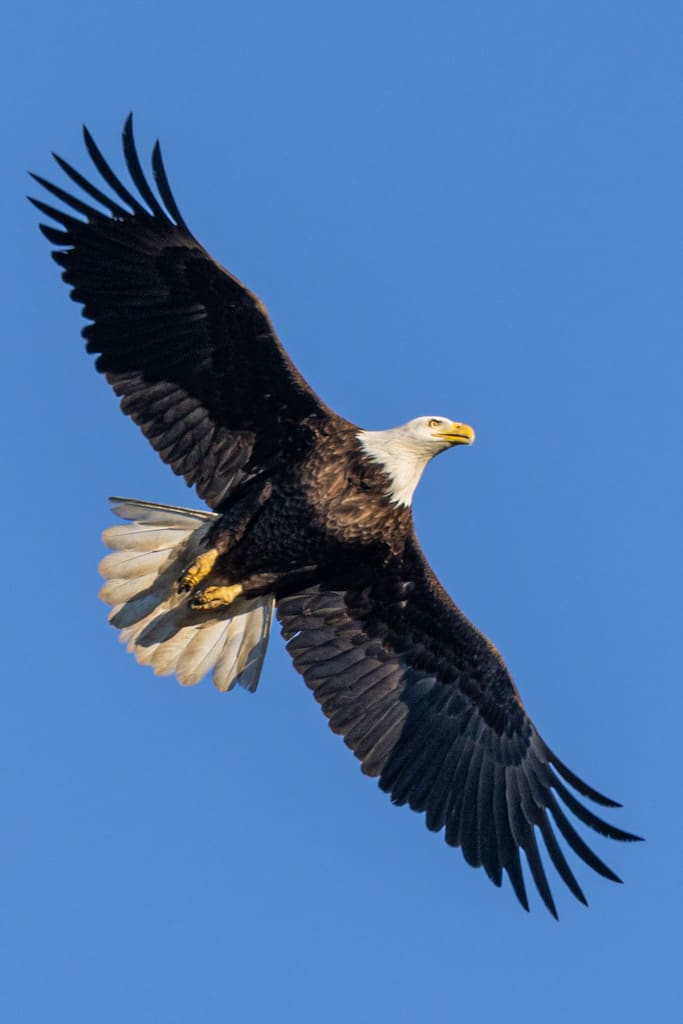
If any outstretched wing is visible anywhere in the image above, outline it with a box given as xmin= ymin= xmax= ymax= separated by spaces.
xmin=277 ymin=535 xmax=640 ymax=916
xmin=30 ymin=115 xmax=333 ymax=509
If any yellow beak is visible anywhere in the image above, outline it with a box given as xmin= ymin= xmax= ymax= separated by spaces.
xmin=435 ymin=421 xmax=476 ymax=446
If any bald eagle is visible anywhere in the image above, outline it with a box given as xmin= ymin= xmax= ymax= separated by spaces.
xmin=31 ymin=116 xmax=639 ymax=916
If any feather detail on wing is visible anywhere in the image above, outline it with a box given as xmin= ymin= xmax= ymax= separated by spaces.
xmin=276 ymin=535 xmax=641 ymax=917
xmin=30 ymin=115 xmax=333 ymax=509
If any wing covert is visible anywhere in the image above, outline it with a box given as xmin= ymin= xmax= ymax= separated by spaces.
xmin=31 ymin=115 xmax=332 ymax=509
xmin=276 ymin=536 xmax=640 ymax=916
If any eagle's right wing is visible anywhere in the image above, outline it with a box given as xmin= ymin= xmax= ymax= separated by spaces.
xmin=31 ymin=115 xmax=334 ymax=510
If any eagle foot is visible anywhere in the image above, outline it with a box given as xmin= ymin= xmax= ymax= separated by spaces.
xmin=190 ymin=584 xmax=244 ymax=611
xmin=177 ymin=548 xmax=219 ymax=592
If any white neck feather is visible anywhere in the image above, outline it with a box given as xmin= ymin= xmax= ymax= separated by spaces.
xmin=357 ymin=427 xmax=434 ymax=507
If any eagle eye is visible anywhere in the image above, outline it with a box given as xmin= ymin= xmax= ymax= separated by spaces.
xmin=428 ymin=418 xmax=441 ymax=429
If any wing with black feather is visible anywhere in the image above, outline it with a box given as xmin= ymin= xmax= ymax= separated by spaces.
xmin=30 ymin=115 xmax=333 ymax=509
xmin=276 ymin=534 xmax=640 ymax=916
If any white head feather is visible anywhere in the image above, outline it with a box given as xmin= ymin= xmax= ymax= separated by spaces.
xmin=357 ymin=416 xmax=475 ymax=507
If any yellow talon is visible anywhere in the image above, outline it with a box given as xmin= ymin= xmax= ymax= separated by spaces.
xmin=190 ymin=584 xmax=244 ymax=610
xmin=178 ymin=548 xmax=219 ymax=592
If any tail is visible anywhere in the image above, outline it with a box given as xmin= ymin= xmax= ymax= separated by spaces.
xmin=99 ymin=498 xmax=274 ymax=692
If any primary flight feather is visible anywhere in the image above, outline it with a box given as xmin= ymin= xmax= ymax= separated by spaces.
xmin=31 ymin=115 xmax=640 ymax=916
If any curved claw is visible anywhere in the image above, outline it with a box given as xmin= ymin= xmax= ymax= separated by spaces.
xmin=190 ymin=584 xmax=244 ymax=611
xmin=177 ymin=548 xmax=219 ymax=592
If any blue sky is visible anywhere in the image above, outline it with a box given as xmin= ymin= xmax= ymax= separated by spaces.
xmin=4 ymin=2 xmax=681 ymax=1021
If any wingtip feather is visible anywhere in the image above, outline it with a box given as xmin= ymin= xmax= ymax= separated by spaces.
xmin=547 ymin=748 xmax=622 ymax=808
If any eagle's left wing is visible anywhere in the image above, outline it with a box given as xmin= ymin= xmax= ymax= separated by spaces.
xmin=276 ymin=535 xmax=640 ymax=916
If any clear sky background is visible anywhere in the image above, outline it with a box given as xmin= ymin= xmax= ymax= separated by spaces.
xmin=3 ymin=3 xmax=681 ymax=1021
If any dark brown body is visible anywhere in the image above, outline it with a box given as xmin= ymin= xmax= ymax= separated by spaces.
xmin=205 ymin=418 xmax=412 ymax=600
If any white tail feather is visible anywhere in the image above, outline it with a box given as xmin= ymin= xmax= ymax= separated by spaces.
xmin=99 ymin=498 xmax=274 ymax=693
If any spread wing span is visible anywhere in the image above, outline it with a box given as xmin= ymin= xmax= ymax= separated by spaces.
xmin=32 ymin=118 xmax=640 ymax=915
xmin=30 ymin=114 xmax=331 ymax=509
xmin=277 ymin=536 xmax=640 ymax=917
